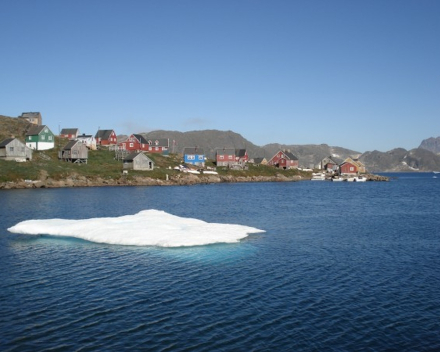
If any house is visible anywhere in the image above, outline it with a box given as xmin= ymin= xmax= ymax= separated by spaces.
xmin=59 ymin=140 xmax=88 ymax=163
xmin=123 ymin=152 xmax=154 ymax=171
xmin=18 ymin=112 xmax=42 ymax=125
xmin=235 ymin=149 xmax=249 ymax=163
xmin=0 ymin=138 xmax=33 ymax=161
xmin=321 ymin=156 xmax=339 ymax=172
xmin=344 ymin=157 xmax=366 ymax=173
xmin=250 ymin=157 xmax=267 ymax=165
xmin=118 ymin=134 xmax=149 ymax=152
xmin=145 ymin=138 xmax=169 ymax=154
xmin=216 ymin=148 xmax=236 ymax=166
xmin=183 ymin=147 xmax=205 ymax=166
xmin=25 ymin=125 xmax=55 ymax=150
xmin=339 ymin=161 xmax=358 ymax=175
xmin=95 ymin=129 xmax=117 ymax=146
xmin=60 ymin=128 xmax=79 ymax=140
xmin=267 ymin=150 xmax=299 ymax=169
xmin=76 ymin=133 xmax=97 ymax=150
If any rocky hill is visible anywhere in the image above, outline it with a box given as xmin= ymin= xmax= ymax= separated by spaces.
xmin=360 ymin=148 xmax=440 ymax=172
xmin=419 ymin=137 xmax=440 ymax=154
xmin=0 ymin=115 xmax=33 ymax=141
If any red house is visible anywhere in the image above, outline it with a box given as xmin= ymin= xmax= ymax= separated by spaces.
xmin=339 ymin=161 xmax=358 ymax=175
xmin=95 ymin=129 xmax=117 ymax=146
xmin=60 ymin=128 xmax=79 ymax=140
xmin=119 ymin=134 xmax=169 ymax=153
xmin=235 ymin=149 xmax=249 ymax=163
xmin=216 ymin=148 xmax=236 ymax=166
xmin=268 ymin=150 xmax=299 ymax=169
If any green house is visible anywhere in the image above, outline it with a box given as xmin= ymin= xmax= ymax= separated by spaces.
xmin=25 ymin=125 xmax=55 ymax=150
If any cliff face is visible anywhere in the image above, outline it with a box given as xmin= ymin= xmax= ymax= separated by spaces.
xmin=419 ymin=137 xmax=440 ymax=154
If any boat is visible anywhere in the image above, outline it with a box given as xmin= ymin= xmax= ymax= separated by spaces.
xmin=311 ymin=173 xmax=326 ymax=181
xmin=433 ymin=171 xmax=440 ymax=174
xmin=354 ymin=176 xmax=367 ymax=182
xmin=331 ymin=177 xmax=345 ymax=182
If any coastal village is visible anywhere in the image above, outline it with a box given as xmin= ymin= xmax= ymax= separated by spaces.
xmin=0 ymin=112 xmax=383 ymax=186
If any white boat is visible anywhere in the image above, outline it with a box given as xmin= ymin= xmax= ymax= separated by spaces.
xmin=311 ymin=173 xmax=326 ymax=181
xmin=433 ymin=171 xmax=440 ymax=174
xmin=354 ymin=176 xmax=367 ymax=182
xmin=331 ymin=177 xmax=345 ymax=182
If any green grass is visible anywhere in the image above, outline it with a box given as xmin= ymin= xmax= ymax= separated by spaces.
xmin=1 ymin=142 xmax=311 ymax=183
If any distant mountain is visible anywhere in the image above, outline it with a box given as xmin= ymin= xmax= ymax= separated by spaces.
xmin=141 ymin=130 xmax=360 ymax=167
xmin=419 ymin=137 xmax=440 ymax=154
xmin=140 ymin=129 xmax=267 ymax=160
xmin=360 ymin=148 xmax=440 ymax=172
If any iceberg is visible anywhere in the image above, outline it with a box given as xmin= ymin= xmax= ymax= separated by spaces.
xmin=7 ymin=210 xmax=265 ymax=247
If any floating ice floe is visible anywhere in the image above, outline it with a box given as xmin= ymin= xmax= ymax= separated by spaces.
xmin=7 ymin=210 xmax=265 ymax=247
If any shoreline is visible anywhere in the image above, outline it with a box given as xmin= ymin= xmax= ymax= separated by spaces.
xmin=0 ymin=173 xmax=389 ymax=190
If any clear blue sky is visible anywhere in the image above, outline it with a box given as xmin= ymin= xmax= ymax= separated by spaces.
xmin=1 ymin=0 xmax=439 ymax=152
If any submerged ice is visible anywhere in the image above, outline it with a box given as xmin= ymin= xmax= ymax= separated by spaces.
xmin=7 ymin=210 xmax=265 ymax=247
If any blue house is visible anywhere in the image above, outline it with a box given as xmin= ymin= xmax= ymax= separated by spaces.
xmin=183 ymin=147 xmax=205 ymax=166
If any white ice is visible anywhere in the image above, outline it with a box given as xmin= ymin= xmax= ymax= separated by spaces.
xmin=7 ymin=209 xmax=265 ymax=247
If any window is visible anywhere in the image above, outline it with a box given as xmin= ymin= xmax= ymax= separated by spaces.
xmin=350 ymin=167 xmax=354 ymax=171
xmin=198 ymin=155 xmax=203 ymax=160
xmin=9 ymin=147 xmax=14 ymax=152
xmin=188 ymin=155 xmax=195 ymax=160
xmin=130 ymin=143 xmax=134 ymax=147
xmin=41 ymin=135 xmax=45 ymax=140
xmin=155 ymin=147 xmax=159 ymax=151
xmin=49 ymin=136 xmax=53 ymax=140
xmin=219 ymin=155 xmax=224 ymax=159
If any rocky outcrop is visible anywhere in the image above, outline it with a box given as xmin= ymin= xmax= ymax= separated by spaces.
xmin=0 ymin=173 xmax=307 ymax=190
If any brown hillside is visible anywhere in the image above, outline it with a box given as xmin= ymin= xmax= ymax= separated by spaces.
xmin=0 ymin=115 xmax=33 ymax=142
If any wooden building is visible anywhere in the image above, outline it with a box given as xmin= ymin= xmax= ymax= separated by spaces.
xmin=59 ymin=140 xmax=88 ymax=163
xmin=123 ymin=152 xmax=154 ymax=170
xmin=25 ymin=125 xmax=55 ymax=150
xmin=95 ymin=129 xmax=117 ymax=146
xmin=216 ymin=148 xmax=236 ymax=166
xmin=183 ymin=147 xmax=205 ymax=166
xmin=339 ymin=161 xmax=358 ymax=175
xmin=76 ymin=134 xmax=97 ymax=150
xmin=267 ymin=150 xmax=299 ymax=169
xmin=60 ymin=128 xmax=79 ymax=140
xmin=18 ymin=112 xmax=42 ymax=125
xmin=0 ymin=138 xmax=33 ymax=161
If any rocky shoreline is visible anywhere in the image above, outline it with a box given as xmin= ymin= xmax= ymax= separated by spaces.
xmin=0 ymin=172 xmax=389 ymax=190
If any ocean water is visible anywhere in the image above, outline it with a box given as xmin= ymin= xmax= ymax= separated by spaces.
xmin=1 ymin=173 xmax=440 ymax=351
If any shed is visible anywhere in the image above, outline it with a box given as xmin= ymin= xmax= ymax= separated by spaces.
xmin=0 ymin=138 xmax=33 ymax=161
xmin=59 ymin=140 xmax=88 ymax=163
xmin=123 ymin=152 xmax=154 ymax=170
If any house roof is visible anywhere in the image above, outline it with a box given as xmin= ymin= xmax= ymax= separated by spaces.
xmin=20 ymin=112 xmax=41 ymax=118
xmin=62 ymin=140 xmax=82 ymax=150
xmin=146 ymin=138 xmax=169 ymax=147
xmin=184 ymin=147 xmax=205 ymax=154
xmin=77 ymin=134 xmax=93 ymax=139
xmin=283 ymin=151 xmax=298 ymax=160
xmin=133 ymin=134 xmax=149 ymax=144
xmin=216 ymin=148 xmax=235 ymax=156
xmin=235 ymin=149 xmax=247 ymax=157
xmin=60 ymin=128 xmax=79 ymax=135
xmin=95 ymin=129 xmax=115 ymax=139
xmin=253 ymin=157 xmax=266 ymax=164
xmin=0 ymin=138 xmax=15 ymax=147
xmin=123 ymin=152 xmax=153 ymax=162
xmin=26 ymin=125 xmax=51 ymax=136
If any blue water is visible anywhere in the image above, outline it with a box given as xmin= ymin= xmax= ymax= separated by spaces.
xmin=1 ymin=173 xmax=440 ymax=351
